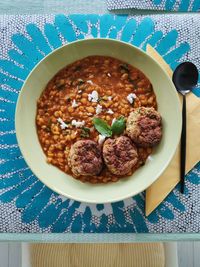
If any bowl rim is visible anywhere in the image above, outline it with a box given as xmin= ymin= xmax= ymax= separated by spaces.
xmin=15 ymin=38 xmax=182 ymax=203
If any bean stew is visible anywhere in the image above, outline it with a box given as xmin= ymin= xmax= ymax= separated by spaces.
xmin=36 ymin=56 xmax=157 ymax=183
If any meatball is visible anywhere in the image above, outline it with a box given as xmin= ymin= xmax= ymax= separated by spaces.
xmin=126 ymin=107 xmax=162 ymax=147
xmin=103 ymin=136 xmax=138 ymax=176
xmin=68 ymin=140 xmax=103 ymax=177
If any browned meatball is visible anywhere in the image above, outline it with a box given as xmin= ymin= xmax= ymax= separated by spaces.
xmin=68 ymin=140 xmax=103 ymax=177
xmin=126 ymin=107 xmax=162 ymax=147
xmin=103 ymin=136 xmax=138 ymax=176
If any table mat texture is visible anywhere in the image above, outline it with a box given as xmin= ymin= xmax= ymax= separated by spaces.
xmin=107 ymin=0 xmax=200 ymax=12
xmin=0 ymin=14 xmax=200 ymax=234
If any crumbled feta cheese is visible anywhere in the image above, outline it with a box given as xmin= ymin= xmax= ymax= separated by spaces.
xmin=127 ymin=93 xmax=137 ymax=104
xmin=87 ymin=80 xmax=94 ymax=85
xmin=71 ymin=119 xmax=85 ymax=128
xmin=72 ymin=99 xmax=78 ymax=108
xmin=57 ymin=118 xmax=68 ymax=130
xmin=107 ymin=73 xmax=111 ymax=77
xmin=96 ymin=104 xmax=103 ymax=115
xmin=107 ymin=109 xmax=114 ymax=114
xmin=87 ymin=113 xmax=93 ymax=116
xmin=78 ymin=90 xmax=82 ymax=93
xmin=111 ymin=118 xmax=116 ymax=126
xmin=107 ymin=96 xmax=112 ymax=101
xmin=88 ymin=90 xmax=99 ymax=103
xmin=98 ymin=134 xmax=106 ymax=145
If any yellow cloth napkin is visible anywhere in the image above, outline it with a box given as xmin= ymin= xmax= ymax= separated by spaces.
xmin=30 ymin=243 xmax=165 ymax=267
xmin=145 ymin=45 xmax=200 ymax=216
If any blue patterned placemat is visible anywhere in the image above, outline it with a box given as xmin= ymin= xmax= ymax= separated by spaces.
xmin=0 ymin=14 xmax=200 ymax=234
xmin=107 ymin=0 xmax=200 ymax=12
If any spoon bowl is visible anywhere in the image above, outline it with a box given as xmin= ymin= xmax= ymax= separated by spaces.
xmin=173 ymin=62 xmax=198 ymax=95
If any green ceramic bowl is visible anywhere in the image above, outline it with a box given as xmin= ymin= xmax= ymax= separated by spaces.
xmin=15 ymin=39 xmax=181 ymax=203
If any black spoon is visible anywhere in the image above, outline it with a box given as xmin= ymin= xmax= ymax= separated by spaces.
xmin=172 ymin=62 xmax=198 ymax=194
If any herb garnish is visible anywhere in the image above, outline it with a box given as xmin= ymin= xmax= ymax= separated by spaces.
xmin=93 ymin=117 xmax=126 ymax=137
xmin=119 ymin=63 xmax=129 ymax=73
xmin=55 ymin=79 xmax=65 ymax=90
xmin=97 ymin=96 xmax=103 ymax=103
xmin=80 ymin=127 xmax=91 ymax=138
xmin=77 ymin=78 xmax=85 ymax=85
xmin=111 ymin=116 xmax=126 ymax=135
xmin=74 ymin=65 xmax=82 ymax=72
xmin=92 ymin=118 xmax=112 ymax=137
xmin=45 ymin=119 xmax=52 ymax=132
xmin=119 ymin=63 xmax=137 ymax=85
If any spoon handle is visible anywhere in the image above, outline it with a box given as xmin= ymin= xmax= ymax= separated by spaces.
xmin=181 ymin=94 xmax=186 ymax=194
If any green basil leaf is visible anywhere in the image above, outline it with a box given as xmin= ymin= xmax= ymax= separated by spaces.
xmin=97 ymin=96 xmax=103 ymax=103
xmin=93 ymin=118 xmax=112 ymax=137
xmin=80 ymin=127 xmax=90 ymax=138
xmin=111 ymin=116 xmax=126 ymax=135
xmin=82 ymin=127 xmax=90 ymax=133
xmin=77 ymin=78 xmax=85 ymax=85
xmin=119 ymin=63 xmax=129 ymax=73
xmin=74 ymin=65 xmax=82 ymax=72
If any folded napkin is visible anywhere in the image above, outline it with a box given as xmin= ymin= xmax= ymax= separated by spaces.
xmin=146 ymin=45 xmax=200 ymax=216
xmin=107 ymin=0 xmax=200 ymax=12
